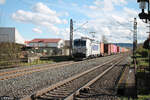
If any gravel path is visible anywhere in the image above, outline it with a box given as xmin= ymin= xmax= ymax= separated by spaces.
xmin=0 ymin=55 xmax=121 ymax=99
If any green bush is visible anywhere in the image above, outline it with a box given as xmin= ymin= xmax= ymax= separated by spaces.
xmin=136 ymin=47 xmax=148 ymax=57
xmin=0 ymin=42 xmax=21 ymax=63
xmin=141 ymin=49 xmax=148 ymax=57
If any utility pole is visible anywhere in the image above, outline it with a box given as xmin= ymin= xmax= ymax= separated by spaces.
xmin=133 ymin=18 xmax=137 ymax=63
xmin=70 ymin=19 xmax=73 ymax=58
xmin=149 ymin=22 xmax=150 ymax=69
xmin=146 ymin=22 xmax=150 ymax=70
xmin=149 ymin=23 xmax=150 ymax=70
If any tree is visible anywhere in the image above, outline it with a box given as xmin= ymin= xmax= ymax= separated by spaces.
xmin=0 ymin=42 xmax=21 ymax=61
xmin=101 ymin=35 xmax=108 ymax=43
xmin=143 ymin=38 xmax=149 ymax=49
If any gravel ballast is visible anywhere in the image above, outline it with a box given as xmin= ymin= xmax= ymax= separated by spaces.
xmin=0 ymin=55 xmax=122 ymax=99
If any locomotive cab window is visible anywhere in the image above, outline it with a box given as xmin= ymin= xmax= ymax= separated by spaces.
xmin=74 ymin=40 xmax=86 ymax=46
xmin=81 ymin=40 xmax=86 ymax=46
xmin=74 ymin=40 xmax=80 ymax=46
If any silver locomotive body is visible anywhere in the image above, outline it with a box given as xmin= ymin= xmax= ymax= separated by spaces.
xmin=73 ymin=38 xmax=100 ymax=58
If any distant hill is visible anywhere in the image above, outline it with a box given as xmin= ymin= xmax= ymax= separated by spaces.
xmin=113 ymin=43 xmax=133 ymax=48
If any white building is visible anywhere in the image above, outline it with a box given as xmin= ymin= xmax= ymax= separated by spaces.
xmin=0 ymin=27 xmax=25 ymax=44
xmin=28 ymin=38 xmax=64 ymax=48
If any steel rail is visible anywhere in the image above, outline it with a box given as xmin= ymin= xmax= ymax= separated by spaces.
xmin=21 ymin=55 xmax=124 ymax=100
xmin=65 ymin=56 xmax=124 ymax=100
xmin=0 ymin=61 xmax=73 ymax=76
xmin=0 ymin=55 xmax=114 ymax=80
xmin=0 ymin=61 xmax=75 ymax=80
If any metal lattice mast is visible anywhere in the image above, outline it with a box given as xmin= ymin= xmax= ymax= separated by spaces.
xmin=146 ymin=21 xmax=150 ymax=69
xmin=133 ymin=18 xmax=137 ymax=60
xmin=70 ymin=19 xmax=73 ymax=57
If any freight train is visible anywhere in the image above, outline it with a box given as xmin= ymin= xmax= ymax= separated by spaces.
xmin=73 ymin=37 xmax=100 ymax=58
xmin=73 ymin=37 xmax=129 ymax=59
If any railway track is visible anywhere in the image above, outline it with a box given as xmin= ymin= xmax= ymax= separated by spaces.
xmin=21 ymin=55 xmax=126 ymax=100
xmin=0 ymin=55 xmax=115 ymax=81
xmin=75 ymin=58 xmax=127 ymax=100
xmin=0 ymin=61 xmax=75 ymax=80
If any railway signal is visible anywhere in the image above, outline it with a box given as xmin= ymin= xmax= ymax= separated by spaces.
xmin=137 ymin=0 xmax=150 ymax=69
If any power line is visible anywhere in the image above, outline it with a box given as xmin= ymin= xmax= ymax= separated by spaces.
xmin=74 ymin=21 xmax=88 ymax=32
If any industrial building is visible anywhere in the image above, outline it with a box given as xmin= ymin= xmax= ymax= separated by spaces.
xmin=0 ymin=27 xmax=25 ymax=44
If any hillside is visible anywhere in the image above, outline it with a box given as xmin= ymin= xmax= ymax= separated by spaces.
xmin=113 ymin=43 xmax=133 ymax=48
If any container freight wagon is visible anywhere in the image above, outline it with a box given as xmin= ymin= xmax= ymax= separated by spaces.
xmin=111 ymin=44 xmax=117 ymax=54
xmin=124 ymin=48 xmax=128 ymax=52
xmin=91 ymin=42 xmax=100 ymax=57
xmin=104 ymin=44 xmax=111 ymax=55
xmin=122 ymin=48 xmax=125 ymax=53
xmin=100 ymin=42 xmax=104 ymax=56
xmin=110 ymin=44 xmax=114 ymax=54
xmin=117 ymin=46 xmax=120 ymax=53
xmin=114 ymin=45 xmax=118 ymax=54
xmin=110 ymin=44 xmax=117 ymax=54
xmin=119 ymin=47 xmax=122 ymax=53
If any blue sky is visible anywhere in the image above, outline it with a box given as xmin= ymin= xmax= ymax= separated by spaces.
xmin=0 ymin=0 xmax=149 ymax=43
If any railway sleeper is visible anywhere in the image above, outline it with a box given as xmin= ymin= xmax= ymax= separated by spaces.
xmin=37 ymin=95 xmax=65 ymax=100
xmin=45 ymin=92 xmax=70 ymax=96
xmin=22 ymin=56 xmax=124 ymax=100
xmin=50 ymin=89 xmax=72 ymax=93
xmin=44 ymin=93 xmax=67 ymax=97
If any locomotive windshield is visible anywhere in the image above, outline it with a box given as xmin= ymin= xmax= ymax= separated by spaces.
xmin=74 ymin=40 xmax=86 ymax=46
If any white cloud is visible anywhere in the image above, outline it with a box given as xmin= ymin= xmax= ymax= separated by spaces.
xmin=112 ymin=0 xmax=127 ymax=5
xmin=103 ymin=0 xmax=114 ymax=11
xmin=12 ymin=2 xmax=67 ymax=35
xmin=32 ymin=2 xmax=56 ymax=15
xmin=15 ymin=29 xmax=25 ymax=44
xmin=0 ymin=0 xmax=5 ymax=4
xmin=78 ymin=0 xmax=148 ymax=43
xmin=92 ymin=0 xmax=127 ymax=12
xmin=12 ymin=10 xmax=33 ymax=22
xmin=59 ymin=28 xmax=70 ymax=40
xmin=58 ymin=12 xmax=69 ymax=17
xmin=123 ymin=7 xmax=138 ymax=17
xmin=89 ymin=5 xmax=97 ymax=10
xmin=32 ymin=27 xmax=42 ymax=34
xmin=11 ymin=0 xmax=148 ymax=43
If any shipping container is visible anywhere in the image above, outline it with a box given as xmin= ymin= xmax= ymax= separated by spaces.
xmin=110 ymin=44 xmax=117 ymax=54
xmin=122 ymin=47 xmax=125 ymax=52
xmin=113 ymin=44 xmax=117 ymax=54
xmin=110 ymin=44 xmax=113 ymax=54
xmin=117 ymin=46 xmax=120 ymax=53
xmin=120 ymin=47 xmax=122 ymax=53
xmin=100 ymin=42 xmax=104 ymax=56
xmin=104 ymin=44 xmax=111 ymax=55
xmin=125 ymin=48 xmax=129 ymax=52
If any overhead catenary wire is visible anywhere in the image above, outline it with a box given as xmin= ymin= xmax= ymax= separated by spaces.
xmin=74 ymin=21 xmax=88 ymax=32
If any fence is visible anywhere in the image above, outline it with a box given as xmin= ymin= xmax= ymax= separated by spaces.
xmin=0 ymin=58 xmax=52 ymax=69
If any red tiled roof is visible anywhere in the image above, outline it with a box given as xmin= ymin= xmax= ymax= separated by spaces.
xmin=24 ymin=41 xmax=30 ymax=44
xmin=29 ymin=38 xmax=62 ymax=43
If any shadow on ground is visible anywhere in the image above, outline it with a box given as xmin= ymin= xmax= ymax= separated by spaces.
xmin=137 ymin=71 xmax=150 ymax=95
xmin=40 ymin=56 xmax=72 ymax=62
